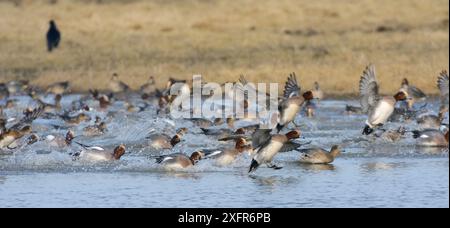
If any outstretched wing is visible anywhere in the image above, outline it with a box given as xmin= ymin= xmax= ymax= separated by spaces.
xmin=251 ymin=129 xmax=272 ymax=150
xmin=10 ymin=105 xmax=44 ymax=130
xmin=359 ymin=65 xmax=380 ymax=114
xmin=283 ymin=73 xmax=301 ymax=99
xmin=437 ymin=70 xmax=449 ymax=109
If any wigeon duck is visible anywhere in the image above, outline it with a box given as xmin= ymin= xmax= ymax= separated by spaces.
xmin=412 ymin=129 xmax=449 ymax=147
xmin=89 ymin=89 xmax=113 ymax=109
xmin=298 ymin=145 xmax=342 ymax=164
xmin=26 ymin=133 xmax=40 ymax=145
xmin=0 ymin=125 xmax=32 ymax=149
xmin=249 ymin=129 xmax=301 ymax=172
xmin=72 ymin=144 xmax=126 ymax=162
xmin=46 ymin=130 xmax=75 ymax=148
xmin=276 ymin=73 xmax=315 ymax=132
xmin=125 ymin=102 xmax=150 ymax=113
xmin=359 ymin=65 xmax=408 ymax=135
xmin=203 ymin=138 xmax=252 ymax=166
xmin=302 ymin=100 xmax=316 ymax=118
xmin=147 ymin=128 xmax=187 ymax=149
xmin=8 ymin=105 xmax=43 ymax=131
xmin=200 ymin=127 xmax=244 ymax=139
xmin=312 ymin=81 xmax=324 ymax=101
xmin=437 ymin=71 xmax=449 ymax=115
xmin=154 ymin=151 xmax=204 ymax=170
xmin=140 ymin=76 xmax=157 ymax=98
xmin=46 ymin=81 xmax=70 ymax=95
xmin=399 ymin=78 xmax=426 ymax=109
xmin=38 ymin=94 xmax=62 ymax=113
xmin=345 ymin=105 xmax=363 ymax=115
xmin=60 ymin=112 xmax=91 ymax=125
xmin=6 ymin=80 xmax=29 ymax=95
xmin=374 ymin=126 xmax=406 ymax=142
xmin=166 ymin=77 xmax=188 ymax=90
xmin=416 ymin=110 xmax=446 ymax=129
xmin=83 ymin=120 xmax=107 ymax=137
xmin=109 ymin=73 xmax=130 ymax=93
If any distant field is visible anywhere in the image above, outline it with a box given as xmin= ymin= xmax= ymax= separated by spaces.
xmin=0 ymin=0 xmax=448 ymax=95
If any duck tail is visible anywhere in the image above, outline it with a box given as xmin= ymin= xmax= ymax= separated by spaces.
xmin=362 ymin=125 xmax=373 ymax=135
xmin=248 ymin=159 xmax=260 ymax=173
xmin=412 ymin=130 xmax=421 ymax=139
xmin=276 ymin=124 xmax=284 ymax=133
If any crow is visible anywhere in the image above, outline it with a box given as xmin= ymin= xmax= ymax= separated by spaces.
xmin=46 ymin=20 xmax=60 ymax=52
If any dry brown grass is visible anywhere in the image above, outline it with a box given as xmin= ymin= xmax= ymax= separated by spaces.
xmin=0 ymin=0 xmax=448 ymax=96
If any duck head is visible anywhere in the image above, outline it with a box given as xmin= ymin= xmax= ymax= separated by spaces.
xmin=285 ymin=130 xmax=301 ymax=140
xmin=393 ymin=91 xmax=408 ymax=101
xmin=302 ymin=91 xmax=314 ymax=101
xmin=330 ymin=145 xmax=342 ymax=157
xmin=113 ymin=144 xmax=126 ymax=160
xmin=189 ymin=151 xmax=204 ymax=164
xmin=65 ymin=130 xmax=75 ymax=145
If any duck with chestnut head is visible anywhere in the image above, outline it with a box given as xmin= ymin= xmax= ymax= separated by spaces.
xmin=72 ymin=144 xmax=126 ymax=162
xmin=154 ymin=151 xmax=204 ymax=170
xmin=359 ymin=65 xmax=408 ymax=135
xmin=276 ymin=73 xmax=315 ymax=132
xmin=249 ymin=129 xmax=302 ymax=173
xmin=203 ymin=138 xmax=253 ymax=166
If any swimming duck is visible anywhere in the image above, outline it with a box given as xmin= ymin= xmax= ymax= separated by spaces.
xmin=109 ymin=73 xmax=130 ymax=93
xmin=147 ymin=128 xmax=187 ymax=149
xmin=416 ymin=111 xmax=446 ymax=130
xmin=249 ymin=129 xmax=302 ymax=172
xmin=89 ymin=89 xmax=113 ymax=109
xmin=154 ymin=151 xmax=204 ymax=170
xmin=312 ymin=81 xmax=324 ymax=101
xmin=374 ymin=126 xmax=406 ymax=142
xmin=47 ymin=81 xmax=70 ymax=95
xmin=60 ymin=112 xmax=91 ymax=125
xmin=276 ymin=73 xmax=315 ymax=132
xmin=72 ymin=144 xmax=126 ymax=162
xmin=0 ymin=125 xmax=32 ymax=149
xmin=140 ymin=76 xmax=157 ymax=98
xmin=6 ymin=80 xmax=29 ymax=95
xmin=45 ymin=130 xmax=75 ymax=148
xmin=298 ymin=145 xmax=342 ymax=164
xmin=83 ymin=120 xmax=107 ymax=137
xmin=412 ymin=129 xmax=449 ymax=147
xmin=203 ymin=138 xmax=252 ymax=166
xmin=359 ymin=65 xmax=408 ymax=135
xmin=345 ymin=105 xmax=363 ymax=115
xmin=398 ymin=78 xmax=426 ymax=109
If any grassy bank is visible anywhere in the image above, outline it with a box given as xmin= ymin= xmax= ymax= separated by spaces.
xmin=0 ymin=0 xmax=448 ymax=95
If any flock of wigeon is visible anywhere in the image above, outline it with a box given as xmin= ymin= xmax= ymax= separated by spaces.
xmin=0 ymin=65 xmax=448 ymax=172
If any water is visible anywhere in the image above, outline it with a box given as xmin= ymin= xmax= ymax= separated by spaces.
xmin=0 ymin=96 xmax=448 ymax=208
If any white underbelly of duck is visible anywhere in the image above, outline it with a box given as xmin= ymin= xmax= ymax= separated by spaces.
xmin=0 ymin=136 xmax=16 ymax=148
xmin=254 ymin=141 xmax=284 ymax=164
xmin=81 ymin=151 xmax=113 ymax=162
xmin=281 ymin=104 xmax=300 ymax=125
xmin=368 ymin=100 xmax=394 ymax=127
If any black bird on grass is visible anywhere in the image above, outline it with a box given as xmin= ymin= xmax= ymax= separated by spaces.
xmin=46 ymin=20 xmax=60 ymax=52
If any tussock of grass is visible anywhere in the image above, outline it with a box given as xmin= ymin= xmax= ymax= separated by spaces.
xmin=0 ymin=0 xmax=448 ymax=95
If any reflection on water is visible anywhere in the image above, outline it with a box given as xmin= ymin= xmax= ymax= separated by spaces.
xmin=360 ymin=162 xmax=407 ymax=172
xmin=298 ymin=163 xmax=336 ymax=171
xmin=0 ymin=176 xmax=6 ymax=185
xmin=249 ymin=175 xmax=299 ymax=188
